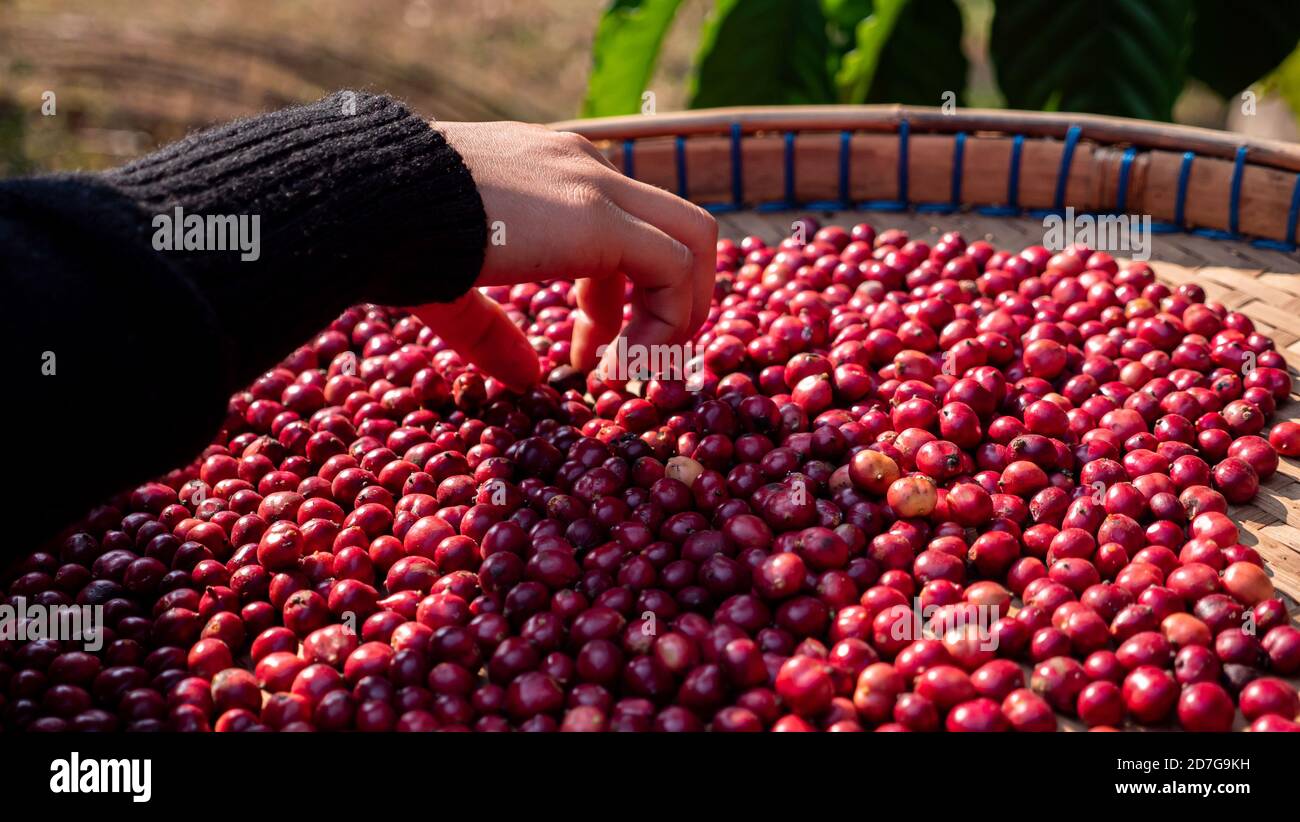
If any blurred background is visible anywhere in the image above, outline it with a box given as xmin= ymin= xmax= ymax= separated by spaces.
xmin=2 ymin=0 xmax=1298 ymax=174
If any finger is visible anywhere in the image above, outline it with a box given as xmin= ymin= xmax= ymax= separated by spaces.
xmin=596 ymin=210 xmax=695 ymax=380
xmin=571 ymin=274 xmax=626 ymax=373
xmin=409 ymin=290 xmax=540 ymax=391
xmin=604 ymin=174 xmax=717 ymax=337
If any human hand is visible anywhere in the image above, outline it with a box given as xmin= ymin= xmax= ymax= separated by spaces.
xmin=414 ymin=121 xmax=717 ymax=390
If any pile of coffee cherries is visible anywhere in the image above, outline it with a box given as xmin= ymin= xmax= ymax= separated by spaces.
xmin=5 ymin=217 xmax=1300 ymax=732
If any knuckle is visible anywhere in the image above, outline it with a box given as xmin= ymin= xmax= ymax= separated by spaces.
xmin=671 ymin=240 xmax=694 ymax=280
xmin=568 ymin=182 xmax=609 ymax=214
xmin=557 ymin=130 xmax=593 ymax=152
xmin=690 ymin=204 xmax=718 ymax=243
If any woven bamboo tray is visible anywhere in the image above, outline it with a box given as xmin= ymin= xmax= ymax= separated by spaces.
xmin=552 ymin=106 xmax=1300 ymax=730
xmin=556 ymin=105 xmax=1300 ymax=621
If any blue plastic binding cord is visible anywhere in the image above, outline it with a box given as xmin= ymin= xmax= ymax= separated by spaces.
xmin=1054 ymin=125 xmax=1081 ymax=212
xmin=1229 ymin=145 xmax=1247 ymax=235
xmin=1152 ymin=152 xmax=1195 ymax=233
xmin=703 ymin=123 xmax=745 ymax=214
xmin=919 ymin=131 xmax=966 ymax=214
xmin=1115 ymin=147 xmax=1136 ymax=213
xmin=758 ymin=131 xmax=798 ymax=212
xmin=730 ymin=122 xmax=744 ymax=208
xmin=951 ymin=131 xmax=967 ymax=207
xmin=1029 ymin=125 xmax=1081 ymax=218
xmin=1284 ymin=175 xmax=1294 ymax=245
xmin=1175 ymin=151 xmax=1195 ymax=227
xmin=1226 ymin=146 xmax=1247 ymax=237
xmin=1008 ymin=135 xmax=1024 ymax=210
xmin=622 ymin=139 xmax=635 ymax=179
xmin=898 ymin=119 xmax=910 ymax=205
xmin=978 ymin=134 xmax=1023 ymax=216
xmin=805 ymin=130 xmax=852 ymax=212
xmin=840 ymin=130 xmax=852 ymax=208
xmin=861 ymin=118 xmax=909 ymax=211
xmin=674 ymin=136 xmax=688 ymax=199
xmin=1255 ymin=173 xmax=1300 ymax=251
xmin=784 ymin=131 xmax=796 ymax=206
xmin=1190 ymin=146 xmax=1242 ymax=240
xmin=674 ymin=120 xmax=1294 ymax=253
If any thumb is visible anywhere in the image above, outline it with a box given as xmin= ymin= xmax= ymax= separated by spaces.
xmin=409 ymin=290 xmax=541 ymax=392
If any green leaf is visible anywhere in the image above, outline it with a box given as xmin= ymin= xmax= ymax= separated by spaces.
xmin=1258 ymin=45 xmax=1300 ymax=130
xmin=1189 ymin=0 xmax=1300 ymax=98
xmin=821 ymin=0 xmax=874 ymax=79
xmin=582 ymin=0 xmax=685 ymax=117
xmin=836 ymin=0 xmax=909 ymax=102
xmin=990 ymin=0 xmax=1193 ymax=121
xmin=838 ymin=0 xmax=968 ymax=105
xmin=821 ymin=0 xmax=874 ymax=29
xmin=689 ymin=0 xmax=838 ymax=107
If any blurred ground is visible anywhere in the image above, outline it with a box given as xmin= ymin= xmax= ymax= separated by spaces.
xmin=0 ymin=0 xmax=707 ymax=172
xmin=0 ymin=0 xmax=1290 ymax=174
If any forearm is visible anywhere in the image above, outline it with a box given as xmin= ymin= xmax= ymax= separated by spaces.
xmin=101 ymin=90 xmax=488 ymax=386
xmin=2 ymin=91 xmax=488 ymax=553
xmin=3 ymin=176 xmax=229 ymax=553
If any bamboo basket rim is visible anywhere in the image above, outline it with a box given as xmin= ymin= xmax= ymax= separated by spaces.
xmin=542 ymin=107 xmax=1300 ymax=721
xmin=551 ymin=105 xmax=1300 ymax=252
xmin=551 ymin=105 xmax=1300 ymax=174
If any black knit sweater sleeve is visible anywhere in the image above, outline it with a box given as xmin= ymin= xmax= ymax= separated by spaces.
xmin=1 ymin=91 xmax=487 ymax=553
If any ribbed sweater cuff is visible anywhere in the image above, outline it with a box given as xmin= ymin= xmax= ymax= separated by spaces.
xmin=104 ymin=90 xmax=487 ymax=309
